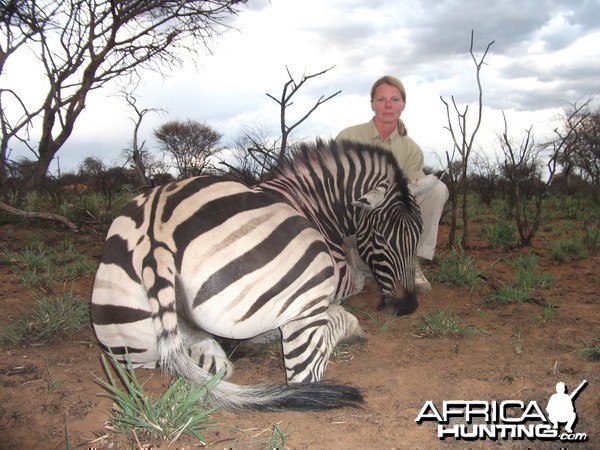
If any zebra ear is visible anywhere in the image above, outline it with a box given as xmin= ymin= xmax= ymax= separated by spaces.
xmin=352 ymin=186 xmax=387 ymax=210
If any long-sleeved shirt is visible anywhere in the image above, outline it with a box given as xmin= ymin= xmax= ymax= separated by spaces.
xmin=336 ymin=118 xmax=426 ymax=182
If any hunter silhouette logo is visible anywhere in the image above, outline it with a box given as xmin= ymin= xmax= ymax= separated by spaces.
xmin=546 ymin=380 xmax=586 ymax=434
xmin=416 ymin=380 xmax=589 ymax=442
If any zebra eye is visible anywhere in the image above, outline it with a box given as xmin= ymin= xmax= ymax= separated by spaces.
xmin=373 ymin=231 xmax=388 ymax=247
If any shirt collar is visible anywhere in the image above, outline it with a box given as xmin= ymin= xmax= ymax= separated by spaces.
xmin=369 ymin=118 xmax=401 ymax=143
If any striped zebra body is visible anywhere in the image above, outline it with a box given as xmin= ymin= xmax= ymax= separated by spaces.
xmin=91 ymin=139 xmax=421 ymax=411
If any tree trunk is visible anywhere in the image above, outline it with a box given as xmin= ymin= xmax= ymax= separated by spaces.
xmin=460 ymin=177 xmax=469 ymax=248
xmin=132 ymin=150 xmax=152 ymax=189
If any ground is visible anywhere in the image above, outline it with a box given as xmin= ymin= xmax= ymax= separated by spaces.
xmin=0 ymin=222 xmax=598 ymax=449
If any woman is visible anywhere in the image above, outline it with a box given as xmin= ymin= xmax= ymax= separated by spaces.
xmin=337 ymin=75 xmax=448 ymax=292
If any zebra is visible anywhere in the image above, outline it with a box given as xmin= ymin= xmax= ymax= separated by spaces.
xmin=91 ymin=138 xmax=422 ymax=412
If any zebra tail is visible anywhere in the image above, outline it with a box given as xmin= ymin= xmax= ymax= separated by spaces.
xmin=162 ymin=339 xmax=364 ymax=412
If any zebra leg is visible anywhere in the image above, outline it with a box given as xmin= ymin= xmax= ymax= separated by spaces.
xmin=188 ymin=339 xmax=234 ymax=380
xmin=280 ymin=305 xmax=366 ymax=383
xmin=347 ymin=263 xmax=366 ymax=295
xmin=342 ymin=236 xmax=371 ymax=295
xmin=178 ymin=319 xmax=234 ymax=380
xmin=330 ymin=304 xmax=368 ymax=345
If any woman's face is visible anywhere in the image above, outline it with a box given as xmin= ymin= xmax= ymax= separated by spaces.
xmin=371 ymin=83 xmax=405 ymax=126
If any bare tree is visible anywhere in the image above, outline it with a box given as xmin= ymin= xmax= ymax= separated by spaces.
xmin=154 ymin=119 xmax=222 ymax=179
xmin=545 ymin=98 xmax=600 ymax=200
xmin=0 ymin=1 xmax=56 ymax=200
xmin=573 ymin=108 xmax=600 ymax=200
xmin=440 ymin=31 xmax=494 ymax=248
xmin=0 ymin=0 xmax=246 ymax=203
xmin=220 ymin=65 xmax=340 ymax=182
xmin=120 ymin=87 xmax=165 ymax=189
xmin=546 ymin=99 xmax=592 ymax=188
xmin=498 ymin=113 xmax=551 ymax=246
xmin=266 ymin=65 xmax=341 ymax=165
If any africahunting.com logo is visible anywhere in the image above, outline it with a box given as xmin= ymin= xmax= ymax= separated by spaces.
xmin=416 ymin=380 xmax=588 ymax=442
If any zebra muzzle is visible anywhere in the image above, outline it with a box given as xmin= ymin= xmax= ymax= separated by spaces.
xmin=378 ymin=290 xmax=419 ymax=316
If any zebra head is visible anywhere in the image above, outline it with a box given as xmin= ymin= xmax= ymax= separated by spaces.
xmin=353 ymin=183 xmax=423 ymax=315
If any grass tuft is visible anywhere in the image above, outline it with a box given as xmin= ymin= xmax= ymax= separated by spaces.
xmin=1 ymin=292 xmax=90 ymax=345
xmin=266 ymin=422 xmax=287 ymax=449
xmin=484 ymin=283 xmax=533 ymax=304
xmin=344 ymin=306 xmax=397 ymax=334
xmin=485 ymin=254 xmax=554 ymax=305
xmin=532 ymin=304 xmax=557 ymax=322
xmin=95 ymin=351 xmax=221 ymax=444
xmin=430 ymin=249 xmax=483 ymax=289
xmin=511 ymin=333 xmax=524 ymax=354
xmin=513 ymin=253 xmax=553 ymax=289
xmin=413 ymin=309 xmax=477 ymax=337
xmin=550 ymin=238 xmax=588 ymax=262
xmin=0 ymin=237 xmax=96 ymax=290
xmin=480 ymin=221 xmax=515 ymax=249
xmin=574 ymin=338 xmax=600 ymax=361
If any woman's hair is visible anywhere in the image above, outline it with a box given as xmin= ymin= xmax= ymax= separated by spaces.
xmin=370 ymin=75 xmax=408 ymax=136
xmin=370 ymin=75 xmax=406 ymax=102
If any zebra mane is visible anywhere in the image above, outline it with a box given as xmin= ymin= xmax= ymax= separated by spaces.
xmin=275 ymin=138 xmax=414 ymax=206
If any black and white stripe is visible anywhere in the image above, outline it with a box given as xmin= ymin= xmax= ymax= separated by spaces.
xmin=91 ymin=139 xmax=421 ymax=411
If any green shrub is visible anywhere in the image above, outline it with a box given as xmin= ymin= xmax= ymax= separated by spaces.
xmin=0 ymin=209 xmax=27 ymax=226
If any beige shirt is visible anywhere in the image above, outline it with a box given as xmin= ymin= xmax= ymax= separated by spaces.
xmin=336 ymin=119 xmax=426 ymax=182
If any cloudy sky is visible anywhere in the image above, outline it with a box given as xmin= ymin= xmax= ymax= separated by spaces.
xmin=7 ymin=0 xmax=600 ymax=173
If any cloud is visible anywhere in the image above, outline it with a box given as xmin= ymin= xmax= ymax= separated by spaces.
xmin=4 ymin=0 xmax=600 ymax=174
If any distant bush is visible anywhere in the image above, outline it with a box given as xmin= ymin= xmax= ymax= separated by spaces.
xmin=480 ymin=221 xmax=515 ymax=249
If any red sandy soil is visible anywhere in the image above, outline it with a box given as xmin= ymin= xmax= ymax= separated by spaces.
xmin=0 ymin=222 xmax=598 ymax=449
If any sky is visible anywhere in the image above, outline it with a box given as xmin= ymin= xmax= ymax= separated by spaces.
xmin=6 ymin=0 xmax=600 ymax=174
